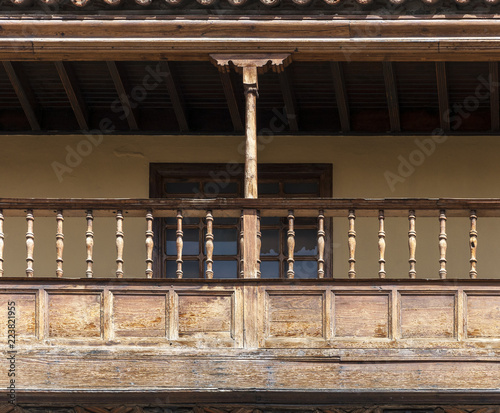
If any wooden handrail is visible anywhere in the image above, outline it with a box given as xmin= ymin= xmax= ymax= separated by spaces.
xmin=1 ymin=198 xmax=500 ymax=217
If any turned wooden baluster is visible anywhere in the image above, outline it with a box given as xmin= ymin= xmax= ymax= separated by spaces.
xmin=55 ymin=210 xmax=64 ymax=278
xmin=348 ymin=209 xmax=356 ymax=279
xmin=116 ymin=210 xmax=124 ymax=278
xmin=439 ymin=210 xmax=447 ymax=279
xmin=317 ymin=210 xmax=325 ymax=279
xmin=287 ymin=210 xmax=295 ymax=279
xmin=257 ymin=212 xmax=262 ymax=278
xmin=0 ymin=210 xmax=4 ymax=277
xmin=378 ymin=210 xmax=386 ymax=278
xmin=145 ymin=210 xmax=154 ymax=279
xmin=85 ymin=210 xmax=94 ymax=278
xmin=26 ymin=209 xmax=34 ymax=277
xmin=176 ymin=210 xmax=183 ymax=279
xmin=469 ymin=210 xmax=478 ymax=279
xmin=239 ymin=211 xmax=244 ymax=278
xmin=205 ymin=211 xmax=214 ymax=279
xmin=408 ymin=210 xmax=417 ymax=279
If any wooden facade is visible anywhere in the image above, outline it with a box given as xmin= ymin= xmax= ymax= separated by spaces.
xmin=3 ymin=0 xmax=500 ymax=410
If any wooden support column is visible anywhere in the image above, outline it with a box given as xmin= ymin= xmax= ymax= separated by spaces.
xmin=209 ymin=54 xmax=290 ymax=349
xmin=243 ymin=65 xmax=259 ymax=200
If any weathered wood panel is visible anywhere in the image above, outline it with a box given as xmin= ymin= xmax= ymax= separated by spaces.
xmin=266 ymin=293 xmax=324 ymax=339
xmin=177 ymin=293 xmax=233 ymax=336
xmin=400 ymin=293 xmax=456 ymax=339
xmin=48 ymin=293 xmax=102 ymax=338
xmin=112 ymin=293 xmax=167 ymax=338
xmin=334 ymin=293 xmax=389 ymax=338
xmin=466 ymin=293 xmax=500 ymax=338
xmin=0 ymin=292 xmax=36 ymax=338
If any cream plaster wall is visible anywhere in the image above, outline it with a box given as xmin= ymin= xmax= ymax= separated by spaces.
xmin=0 ymin=134 xmax=499 ymax=279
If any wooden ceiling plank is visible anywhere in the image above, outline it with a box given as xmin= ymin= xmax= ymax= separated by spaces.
xmin=490 ymin=62 xmax=499 ymax=132
xmin=436 ymin=62 xmax=451 ymax=132
xmin=330 ymin=61 xmax=350 ymax=133
xmin=2 ymin=61 xmax=41 ymax=131
xmin=55 ymin=61 xmax=89 ymax=131
xmin=219 ymin=71 xmax=244 ymax=133
xmin=107 ymin=61 xmax=139 ymax=131
xmin=160 ymin=61 xmax=189 ymax=133
xmin=383 ymin=61 xmax=401 ymax=133
xmin=278 ymin=67 xmax=299 ymax=133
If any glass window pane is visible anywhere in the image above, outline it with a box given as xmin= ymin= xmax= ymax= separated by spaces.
xmin=261 ymin=230 xmax=279 ymax=256
xmin=165 ymin=182 xmax=199 ymax=195
xmin=295 ymin=217 xmax=317 ymax=226
xmin=206 ymin=260 xmax=238 ymax=279
xmin=283 ymin=181 xmax=319 ymax=195
xmin=294 ymin=260 xmax=318 ymax=279
xmin=206 ymin=228 xmax=237 ymax=256
xmin=260 ymin=261 xmax=280 ymax=278
xmin=203 ymin=181 xmax=239 ymax=196
xmin=258 ymin=182 xmax=280 ymax=195
xmin=166 ymin=260 xmax=200 ymax=278
xmin=167 ymin=228 xmax=199 ymax=255
xmin=294 ymin=229 xmax=318 ymax=256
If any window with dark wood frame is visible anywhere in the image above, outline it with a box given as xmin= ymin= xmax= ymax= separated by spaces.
xmin=150 ymin=163 xmax=332 ymax=279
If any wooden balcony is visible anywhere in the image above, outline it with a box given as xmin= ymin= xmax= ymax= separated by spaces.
xmin=2 ymin=198 xmax=500 ymax=405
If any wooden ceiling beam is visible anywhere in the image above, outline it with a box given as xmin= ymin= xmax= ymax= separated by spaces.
xmin=383 ymin=62 xmax=401 ymax=133
xmin=219 ymin=71 xmax=244 ymax=133
xmin=490 ymin=62 xmax=499 ymax=132
xmin=160 ymin=61 xmax=189 ymax=133
xmin=2 ymin=61 xmax=40 ymax=131
xmin=55 ymin=61 xmax=89 ymax=131
xmin=278 ymin=67 xmax=299 ymax=133
xmin=330 ymin=62 xmax=350 ymax=133
xmin=436 ymin=62 xmax=450 ymax=132
xmin=107 ymin=61 xmax=139 ymax=131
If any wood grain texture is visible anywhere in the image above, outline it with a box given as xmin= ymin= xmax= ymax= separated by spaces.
xmin=178 ymin=293 xmax=233 ymax=336
xmin=113 ymin=293 xmax=167 ymax=338
xmin=466 ymin=294 xmax=500 ymax=338
xmin=0 ymin=293 xmax=36 ymax=338
xmin=400 ymin=294 xmax=455 ymax=339
xmin=334 ymin=293 xmax=389 ymax=338
xmin=266 ymin=293 xmax=324 ymax=339
xmin=48 ymin=293 xmax=102 ymax=338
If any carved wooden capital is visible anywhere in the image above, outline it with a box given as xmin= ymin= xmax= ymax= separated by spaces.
xmin=209 ymin=53 xmax=292 ymax=74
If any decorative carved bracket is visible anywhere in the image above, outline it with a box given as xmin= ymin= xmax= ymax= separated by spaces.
xmin=209 ymin=54 xmax=292 ymax=74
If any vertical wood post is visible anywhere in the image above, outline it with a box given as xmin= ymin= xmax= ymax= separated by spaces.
xmin=317 ymin=210 xmax=325 ymax=279
xmin=205 ymin=210 xmax=214 ymax=279
xmin=439 ymin=210 xmax=447 ymax=279
xmin=378 ymin=210 xmax=386 ymax=279
xmin=348 ymin=209 xmax=356 ymax=279
xmin=116 ymin=210 xmax=124 ymax=278
xmin=470 ymin=210 xmax=478 ymax=279
xmin=85 ymin=210 xmax=94 ymax=278
xmin=145 ymin=209 xmax=154 ymax=279
xmin=176 ymin=210 xmax=183 ymax=279
xmin=408 ymin=210 xmax=417 ymax=279
xmin=26 ymin=209 xmax=34 ymax=277
xmin=243 ymin=66 xmax=258 ymax=200
xmin=242 ymin=65 xmax=260 ymax=280
xmin=55 ymin=210 xmax=64 ymax=278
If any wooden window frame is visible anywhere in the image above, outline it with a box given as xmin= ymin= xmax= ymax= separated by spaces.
xmin=150 ymin=163 xmax=333 ymax=279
